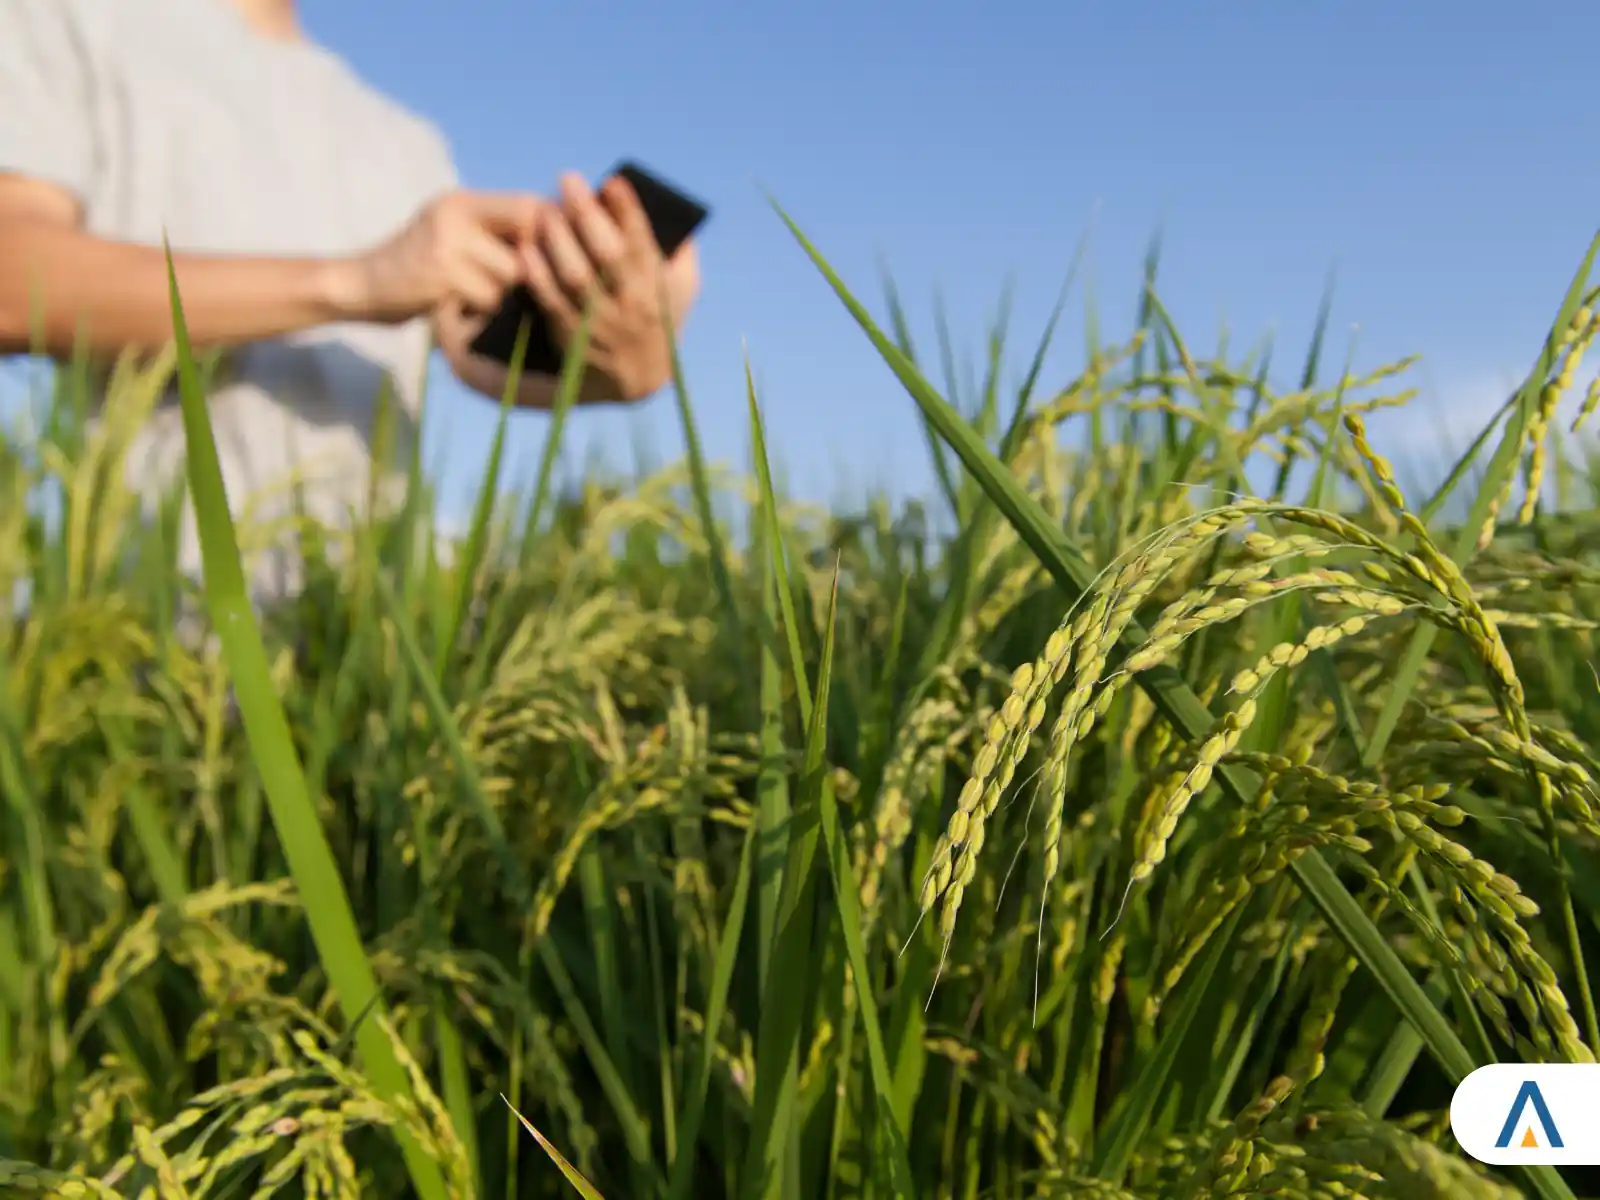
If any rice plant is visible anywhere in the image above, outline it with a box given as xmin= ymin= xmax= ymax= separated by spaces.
xmin=1 ymin=217 xmax=1599 ymax=1199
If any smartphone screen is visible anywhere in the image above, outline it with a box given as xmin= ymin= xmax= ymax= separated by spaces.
xmin=467 ymin=162 xmax=710 ymax=370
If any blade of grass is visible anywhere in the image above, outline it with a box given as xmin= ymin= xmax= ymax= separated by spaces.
xmin=811 ymin=564 xmax=915 ymax=1196
xmin=576 ymin=840 xmax=650 ymax=1200
xmin=747 ymin=365 xmax=814 ymax=719
xmin=436 ymin=320 xmax=530 ymax=676
xmin=881 ymin=264 xmax=959 ymax=515
xmin=747 ymin=365 xmax=803 ymax=1002
xmin=907 ymin=260 xmax=1078 ymax=692
xmin=738 ymin=553 xmax=840 ymax=1200
xmin=1000 ymin=246 xmax=1082 ymax=464
xmin=160 ymin=243 xmax=447 ymax=1200
xmin=749 ymin=369 xmax=919 ymax=1192
xmin=518 ymin=313 xmax=592 ymax=558
xmin=504 ymin=1099 xmax=606 ymax=1200
xmin=666 ymin=818 xmax=757 ymax=1200
xmin=975 ymin=282 xmax=1013 ymax=442
xmin=667 ymin=315 xmax=742 ymax=642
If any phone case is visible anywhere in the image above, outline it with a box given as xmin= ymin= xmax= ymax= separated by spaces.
xmin=467 ymin=162 xmax=710 ymax=371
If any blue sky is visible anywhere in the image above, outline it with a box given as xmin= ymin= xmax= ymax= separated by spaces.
xmin=300 ymin=0 xmax=1599 ymax=519
xmin=41 ymin=2 xmax=1600 ymax=522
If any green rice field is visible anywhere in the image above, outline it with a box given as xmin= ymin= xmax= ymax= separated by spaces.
xmin=3 ymin=217 xmax=1600 ymax=1198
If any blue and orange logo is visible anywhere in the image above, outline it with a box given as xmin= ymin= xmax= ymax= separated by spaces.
xmin=1452 ymin=1065 xmax=1589 ymax=1164
xmin=1494 ymin=1080 xmax=1563 ymax=1150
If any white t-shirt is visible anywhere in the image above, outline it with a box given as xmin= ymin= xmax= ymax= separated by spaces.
xmin=0 ymin=0 xmax=459 ymax=600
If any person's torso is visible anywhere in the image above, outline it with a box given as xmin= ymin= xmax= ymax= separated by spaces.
xmin=68 ymin=0 xmax=457 ymax=587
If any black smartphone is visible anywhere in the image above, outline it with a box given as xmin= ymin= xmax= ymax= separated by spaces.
xmin=467 ymin=161 xmax=711 ymax=370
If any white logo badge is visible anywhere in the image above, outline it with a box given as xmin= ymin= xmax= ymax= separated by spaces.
xmin=1450 ymin=1063 xmax=1600 ymax=1165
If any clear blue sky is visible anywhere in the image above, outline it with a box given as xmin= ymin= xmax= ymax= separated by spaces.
xmin=302 ymin=0 xmax=1599 ymax=519
xmin=51 ymin=3 xmax=1600 ymax=522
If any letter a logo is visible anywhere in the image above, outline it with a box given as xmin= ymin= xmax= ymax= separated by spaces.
xmin=1495 ymin=1081 xmax=1563 ymax=1149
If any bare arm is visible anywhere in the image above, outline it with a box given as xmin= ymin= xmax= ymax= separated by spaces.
xmin=0 ymin=176 xmax=363 ymax=359
xmin=0 ymin=176 xmax=543 ymax=366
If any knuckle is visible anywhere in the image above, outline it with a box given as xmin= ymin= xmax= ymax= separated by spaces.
xmin=434 ymin=191 xmax=471 ymax=227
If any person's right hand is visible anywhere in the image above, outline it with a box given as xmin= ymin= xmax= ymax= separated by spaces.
xmin=337 ymin=190 xmax=543 ymax=324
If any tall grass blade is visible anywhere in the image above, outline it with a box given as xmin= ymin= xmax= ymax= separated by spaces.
xmin=160 ymin=243 xmax=448 ymax=1200
xmin=881 ymin=264 xmax=959 ymax=514
xmin=811 ymin=563 xmax=915 ymax=1196
xmin=666 ymin=820 xmax=758 ymax=1200
xmin=738 ymin=546 xmax=841 ymax=1199
xmin=438 ymin=320 xmax=529 ymax=676
xmin=505 ymin=1099 xmax=607 ymax=1200
xmin=666 ymin=314 xmax=743 ymax=640
xmin=519 ymin=310 xmax=593 ymax=555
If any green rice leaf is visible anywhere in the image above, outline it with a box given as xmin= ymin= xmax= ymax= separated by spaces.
xmin=161 ymin=242 xmax=448 ymax=1200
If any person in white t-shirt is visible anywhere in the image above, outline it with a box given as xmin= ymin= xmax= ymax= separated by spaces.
xmin=0 ymin=0 xmax=701 ymax=600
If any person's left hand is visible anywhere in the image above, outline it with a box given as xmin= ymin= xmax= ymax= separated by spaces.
xmin=520 ymin=171 xmax=701 ymax=402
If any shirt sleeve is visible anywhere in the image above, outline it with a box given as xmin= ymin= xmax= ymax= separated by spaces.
xmin=0 ymin=0 xmax=100 ymax=200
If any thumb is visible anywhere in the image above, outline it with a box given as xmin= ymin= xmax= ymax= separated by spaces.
xmin=432 ymin=296 xmax=483 ymax=357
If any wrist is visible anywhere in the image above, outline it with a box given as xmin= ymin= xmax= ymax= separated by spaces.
xmin=313 ymin=256 xmax=371 ymax=323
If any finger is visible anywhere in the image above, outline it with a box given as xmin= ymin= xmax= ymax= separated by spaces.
xmin=432 ymin=296 xmax=477 ymax=357
xmin=600 ymin=175 xmax=659 ymax=264
xmin=464 ymin=191 xmax=544 ymax=242
xmin=540 ymin=209 xmax=598 ymax=301
xmin=559 ymin=173 xmax=627 ymax=285
xmin=521 ymin=244 xmax=580 ymax=335
xmin=667 ymin=237 xmax=698 ymax=268
xmin=457 ymin=224 xmax=524 ymax=291
xmin=664 ymin=238 xmax=701 ymax=313
xmin=455 ymin=264 xmax=507 ymax=316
